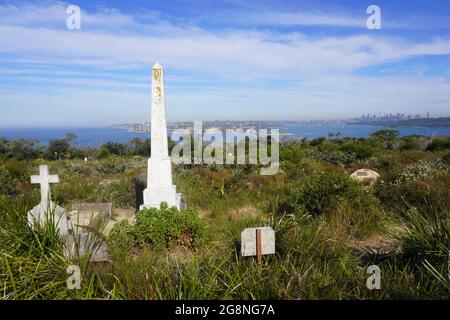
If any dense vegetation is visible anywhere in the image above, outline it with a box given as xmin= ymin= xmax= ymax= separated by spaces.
xmin=0 ymin=130 xmax=449 ymax=299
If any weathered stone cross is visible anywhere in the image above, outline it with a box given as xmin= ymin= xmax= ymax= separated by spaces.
xmin=31 ymin=165 xmax=59 ymax=210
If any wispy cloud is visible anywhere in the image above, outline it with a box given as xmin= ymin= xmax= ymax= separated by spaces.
xmin=2 ymin=23 xmax=450 ymax=75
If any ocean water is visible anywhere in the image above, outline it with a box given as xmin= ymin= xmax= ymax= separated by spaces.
xmin=0 ymin=127 xmax=150 ymax=147
xmin=281 ymin=124 xmax=450 ymax=140
xmin=0 ymin=124 xmax=449 ymax=147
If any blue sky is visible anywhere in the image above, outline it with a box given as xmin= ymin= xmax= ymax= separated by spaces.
xmin=0 ymin=0 xmax=449 ymax=126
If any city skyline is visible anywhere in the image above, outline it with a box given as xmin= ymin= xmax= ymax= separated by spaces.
xmin=1 ymin=0 xmax=450 ymax=126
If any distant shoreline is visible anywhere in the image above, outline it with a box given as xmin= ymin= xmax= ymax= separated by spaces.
xmin=348 ymin=117 xmax=450 ymax=128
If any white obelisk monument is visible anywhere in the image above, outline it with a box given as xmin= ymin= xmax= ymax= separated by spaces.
xmin=141 ymin=63 xmax=184 ymax=210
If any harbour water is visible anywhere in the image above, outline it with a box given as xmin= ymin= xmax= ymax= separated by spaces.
xmin=0 ymin=124 xmax=449 ymax=147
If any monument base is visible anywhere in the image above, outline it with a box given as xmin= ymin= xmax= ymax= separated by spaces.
xmin=140 ymin=186 xmax=185 ymax=211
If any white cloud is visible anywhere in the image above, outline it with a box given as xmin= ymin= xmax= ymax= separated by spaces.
xmin=1 ymin=2 xmax=450 ymax=76
xmin=1 ymin=24 xmax=450 ymax=77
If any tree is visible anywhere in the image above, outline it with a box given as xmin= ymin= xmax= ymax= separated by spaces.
xmin=66 ymin=133 xmax=78 ymax=145
xmin=328 ymin=131 xmax=341 ymax=140
xmin=95 ymin=146 xmax=112 ymax=159
xmin=369 ymin=129 xmax=400 ymax=141
xmin=0 ymin=137 xmax=8 ymax=157
xmin=47 ymin=138 xmax=71 ymax=160
xmin=130 ymin=138 xmax=150 ymax=156
xmin=9 ymin=138 xmax=43 ymax=160
xmin=102 ymin=142 xmax=129 ymax=156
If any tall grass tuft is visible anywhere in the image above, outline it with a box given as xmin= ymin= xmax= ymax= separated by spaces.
xmin=0 ymin=198 xmax=111 ymax=299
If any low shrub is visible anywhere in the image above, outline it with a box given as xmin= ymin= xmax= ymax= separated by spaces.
xmin=393 ymin=160 xmax=448 ymax=184
xmin=95 ymin=146 xmax=111 ymax=159
xmin=0 ymin=161 xmax=29 ymax=196
xmin=90 ymin=178 xmax=134 ymax=207
xmin=134 ymin=203 xmax=206 ymax=250
xmin=109 ymin=203 xmax=206 ymax=252
xmin=304 ymin=148 xmax=357 ymax=167
xmin=375 ymin=176 xmax=450 ymax=212
xmin=427 ymin=137 xmax=450 ymax=151
xmin=0 ymin=166 xmax=15 ymax=195
xmin=96 ymin=161 xmax=125 ymax=175
xmin=443 ymin=152 xmax=450 ymax=165
xmin=70 ymin=163 xmax=94 ymax=177
xmin=341 ymin=143 xmax=375 ymax=160
xmin=276 ymin=171 xmax=378 ymax=217
xmin=108 ymin=219 xmax=135 ymax=253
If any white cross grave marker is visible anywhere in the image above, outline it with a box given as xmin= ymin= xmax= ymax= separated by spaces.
xmin=31 ymin=165 xmax=59 ymax=210
xmin=28 ymin=164 xmax=72 ymax=239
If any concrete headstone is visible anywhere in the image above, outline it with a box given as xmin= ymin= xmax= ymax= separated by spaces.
xmin=68 ymin=202 xmax=112 ymax=262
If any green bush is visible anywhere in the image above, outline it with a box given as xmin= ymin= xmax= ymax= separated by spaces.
xmin=96 ymin=161 xmax=125 ymax=174
xmin=175 ymin=168 xmax=214 ymax=208
xmin=101 ymin=142 xmax=130 ymax=157
xmin=133 ymin=203 xmax=206 ymax=250
xmin=443 ymin=152 xmax=450 ymax=165
xmin=70 ymin=163 xmax=94 ymax=177
xmin=3 ymin=161 xmax=29 ymax=180
xmin=399 ymin=136 xmax=426 ymax=151
xmin=280 ymin=145 xmax=322 ymax=178
xmin=393 ymin=160 xmax=448 ymax=184
xmin=375 ymin=176 xmax=450 ymax=212
xmin=91 ymin=178 xmax=134 ymax=207
xmin=7 ymin=138 xmax=43 ymax=160
xmin=340 ymin=143 xmax=375 ymax=160
xmin=0 ymin=162 xmax=29 ymax=196
xmin=276 ymin=172 xmax=378 ymax=217
xmin=108 ymin=219 xmax=135 ymax=253
xmin=46 ymin=139 xmax=71 ymax=160
xmin=95 ymin=146 xmax=111 ymax=159
xmin=427 ymin=137 xmax=450 ymax=151
xmin=0 ymin=166 xmax=13 ymax=195
xmin=304 ymin=148 xmax=357 ymax=167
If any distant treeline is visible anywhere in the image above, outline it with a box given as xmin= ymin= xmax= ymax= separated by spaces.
xmin=0 ymin=133 xmax=155 ymax=160
xmin=349 ymin=117 xmax=450 ymax=128
xmin=0 ymin=129 xmax=449 ymax=160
